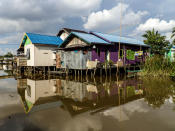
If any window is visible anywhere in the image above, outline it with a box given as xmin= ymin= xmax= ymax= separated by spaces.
xmin=118 ymin=49 xmax=124 ymax=59
xmin=26 ymin=48 xmax=30 ymax=60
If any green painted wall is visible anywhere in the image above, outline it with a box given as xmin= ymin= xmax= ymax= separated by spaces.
xmin=24 ymin=36 xmax=31 ymax=46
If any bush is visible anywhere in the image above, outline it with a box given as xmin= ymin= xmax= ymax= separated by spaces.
xmin=142 ymin=55 xmax=175 ymax=76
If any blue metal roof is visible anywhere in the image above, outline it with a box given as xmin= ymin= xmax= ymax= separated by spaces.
xmin=92 ymin=32 xmax=149 ymax=47
xmin=26 ymin=33 xmax=63 ymax=46
xmin=72 ymin=32 xmax=110 ymax=44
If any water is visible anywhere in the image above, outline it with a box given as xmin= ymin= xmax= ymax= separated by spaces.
xmin=0 ymin=70 xmax=175 ymax=131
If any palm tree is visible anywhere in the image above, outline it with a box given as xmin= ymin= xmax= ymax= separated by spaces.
xmin=171 ymin=27 xmax=175 ymax=44
xmin=142 ymin=29 xmax=170 ymax=56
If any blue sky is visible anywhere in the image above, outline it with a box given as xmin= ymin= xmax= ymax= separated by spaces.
xmin=0 ymin=0 xmax=175 ymax=55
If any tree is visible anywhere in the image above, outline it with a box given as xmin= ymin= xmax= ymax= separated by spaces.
xmin=171 ymin=27 xmax=175 ymax=44
xmin=4 ymin=52 xmax=13 ymax=58
xmin=142 ymin=29 xmax=171 ymax=56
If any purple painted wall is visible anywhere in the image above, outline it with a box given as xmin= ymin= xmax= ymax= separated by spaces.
xmin=92 ymin=46 xmax=106 ymax=62
xmin=91 ymin=44 xmax=148 ymax=65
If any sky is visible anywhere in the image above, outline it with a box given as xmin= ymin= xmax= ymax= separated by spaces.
xmin=0 ymin=0 xmax=175 ymax=55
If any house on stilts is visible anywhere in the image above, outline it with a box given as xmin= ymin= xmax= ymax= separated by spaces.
xmin=16 ymin=28 xmax=150 ymax=75
xmin=56 ymin=28 xmax=150 ymax=71
xmin=17 ymin=33 xmax=63 ymax=72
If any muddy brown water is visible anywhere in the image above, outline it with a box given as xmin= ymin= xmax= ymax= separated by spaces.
xmin=0 ymin=70 xmax=175 ymax=131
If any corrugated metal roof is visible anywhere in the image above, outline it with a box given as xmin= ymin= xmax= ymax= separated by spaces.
xmin=72 ymin=32 xmax=110 ymax=44
xmin=92 ymin=32 xmax=149 ymax=47
xmin=26 ymin=33 xmax=63 ymax=46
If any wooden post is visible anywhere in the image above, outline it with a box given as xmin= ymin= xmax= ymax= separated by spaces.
xmin=81 ymin=70 xmax=83 ymax=82
xmin=44 ymin=67 xmax=45 ymax=79
xmin=100 ymin=68 xmax=102 ymax=77
xmin=105 ymin=68 xmax=107 ymax=76
xmin=34 ymin=67 xmax=36 ymax=78
xmin=75 ymin=70 xmax=77 ymax=81
xmin=109 ymin=66 xmax=111 ymax=77
xmin=94 ymin=68 xmax=96 ymax=76
xmin=91 ymin=70 xmax=93 ymax=79
xmin=86 ymin=69 xmax=88 ymax=76
xmin=48 ymin=66 xmax=51 ymax=79
xmin=77 ymin=70 xmax=80 ymax=81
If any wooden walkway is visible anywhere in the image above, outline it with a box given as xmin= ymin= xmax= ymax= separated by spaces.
xmin=0 ymin=75 xmax=13 ymax=79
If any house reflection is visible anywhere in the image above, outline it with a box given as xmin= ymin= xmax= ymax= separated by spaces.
xmin=17 ymin=77 xmax=145 ymax=115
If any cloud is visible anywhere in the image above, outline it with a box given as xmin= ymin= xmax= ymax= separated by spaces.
xmin=0 ymin=33 xmax=23 ymax=44
xmin=0 ymin=0 xmax=102 ymax=55
xmin=0 ymin=18 xmax=64 ymax=34
xmin=83 ymin=3 xmax=148 ymax=32
xmin=59 ymin=0 xmax=102 ymax=16
xmin=136 ymin=18 xmax=175 ymax=32
xmin=102 ymin=99 xmax=149 ymax=122
xmin=0 ymin=0 xmax=102 ymax=34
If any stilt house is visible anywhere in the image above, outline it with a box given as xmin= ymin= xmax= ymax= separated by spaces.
xmin=56 ymin=29 xmax=149 ymax=70
xmin=17 ymin=33 xmax=63 ymax=67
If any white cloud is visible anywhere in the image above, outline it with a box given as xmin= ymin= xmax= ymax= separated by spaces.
xmin=0 ymin=0 xmax=102 ymax=54
xmin=0 ymin=0 xmax=102 ymax=34
xmin=136 ymin=18 xmax=175 ymax=32
xmin=83 ymin=3 xmax=148 ymax=32
xmin=0 ymin=18 xmax=64 ymax=34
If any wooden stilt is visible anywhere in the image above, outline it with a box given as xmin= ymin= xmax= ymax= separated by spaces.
xmin=109 ymin=66 xmax=111 ymax=77
xmin=94 ymin=68 xmax=96 ymax=76
xmin=34 ymin=67 xmax=36 ymax=79
xmin=100 ymin=68 xmax=102 ymax=77
xmin=86 ymin=69 xmax=88 ymax=76
xmin=75 ymin=70 xmax=77 ymax=81
xmin=91 ymin=70 xmax=93 ymax=79
xmin=105 ymin=68 xmax=107 ymax=76
xmin=78 ymin=70 xmax=80 ymax=81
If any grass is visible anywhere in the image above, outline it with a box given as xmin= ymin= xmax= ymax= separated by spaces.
xmin=140 ymin=55 xmax=175 ymax=77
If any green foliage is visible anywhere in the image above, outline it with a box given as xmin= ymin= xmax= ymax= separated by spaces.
xmin=126 ymin=50 xmax=135 ymax=60
xmin=142 ymin=29 xmax=171 ymax=56
xmin=142 ymin=55 xmax=175 ymax=76
xmin=4 ymin=52 xmax=13 ymax=58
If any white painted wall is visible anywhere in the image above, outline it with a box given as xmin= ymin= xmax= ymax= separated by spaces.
xmin=34 ymin=45 xmax=57 ymax=66
xmin=24 ymin=44 xmax=57 ymax=66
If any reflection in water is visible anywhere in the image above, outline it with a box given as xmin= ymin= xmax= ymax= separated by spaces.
xmin=17 ymin=76 xmax=174 ymax=116
xmin=1 ymin=75 xmax=175 ymax=131
xmin=143 ymin=77 xmax=175 ymax=108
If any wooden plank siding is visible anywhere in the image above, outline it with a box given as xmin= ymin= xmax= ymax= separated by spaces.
xmin=17 ymin=57 xmax=27 ymax=67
